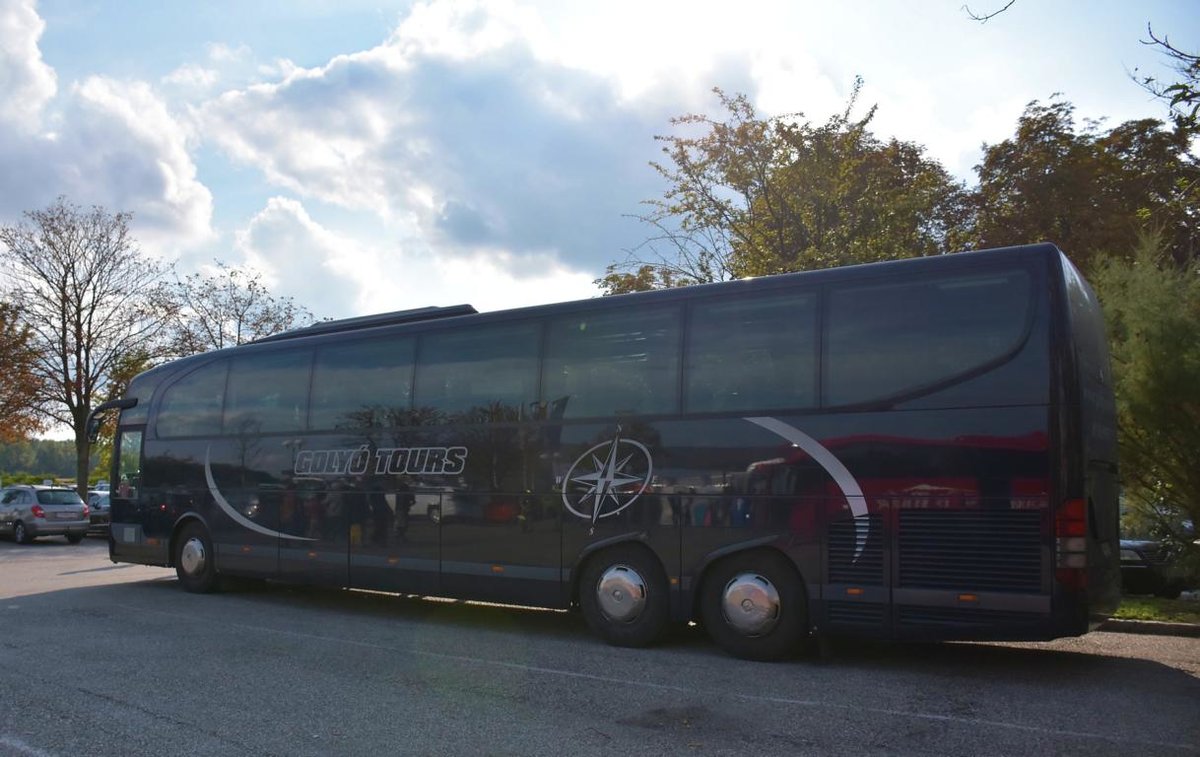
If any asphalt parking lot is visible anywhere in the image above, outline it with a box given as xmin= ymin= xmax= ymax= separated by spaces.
xmin=1 ymin=537 xmax=1198 ymax=756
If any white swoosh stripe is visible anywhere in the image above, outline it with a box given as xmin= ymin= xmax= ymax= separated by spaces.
xmin=205 ymin=447 xmax=316 ymax=542
xmin=745 ymin=417 xmax=869 ymax=559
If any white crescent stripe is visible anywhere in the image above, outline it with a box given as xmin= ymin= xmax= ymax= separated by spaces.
xmin=745 ymin=417 xmax=869 ymax=559
xmin=205 ymin=446 xmax=316 ymax=542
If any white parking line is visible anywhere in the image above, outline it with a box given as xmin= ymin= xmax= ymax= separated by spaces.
xmin=0 ymin=735 xmax=55 ymax=757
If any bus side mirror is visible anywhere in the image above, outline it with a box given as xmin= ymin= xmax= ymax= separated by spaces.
xmin=87 ymin=398 xmax=139 ymax=443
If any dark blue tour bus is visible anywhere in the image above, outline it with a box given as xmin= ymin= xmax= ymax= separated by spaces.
xmin=91 ymin=243 xmax=1119 ymax=659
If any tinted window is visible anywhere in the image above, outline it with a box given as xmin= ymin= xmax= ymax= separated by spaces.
xmin=118 ymin=369 xmax=172 ymax=425
xmin=543 ymin=307 xmax=681 ymax=418
xmin=156 ymin=361 xmax=228 ymax=438
xmin=414 ymin=323 xmax=540 ymax=420
xmin=686 ymin=292 xmax=817 ymax=412
xmin=311 ymin=337 xmax=416 ymax=430
xmin=225 ymin=350 xmax=312 ymax=434
xmin=825 ymin=267 xmax=1032 ymax=405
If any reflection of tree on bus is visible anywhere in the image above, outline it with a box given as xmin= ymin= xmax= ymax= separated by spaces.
xmin=394 ymin=476 xmax=414 ymax=542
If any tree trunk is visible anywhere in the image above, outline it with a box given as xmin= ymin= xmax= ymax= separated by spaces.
xmin=74 ymin=426 xmax=91 ymax=499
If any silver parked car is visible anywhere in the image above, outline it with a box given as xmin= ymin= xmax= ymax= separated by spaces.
xmin=0 ymin=485 xmax=90 ymax=544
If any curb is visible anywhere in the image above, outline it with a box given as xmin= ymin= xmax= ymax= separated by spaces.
xmin=1098 ymin=618 xmax=1200 ymax=638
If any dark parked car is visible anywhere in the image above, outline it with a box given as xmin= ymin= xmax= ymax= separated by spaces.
xmin=0 ymin=485 xmax=90 ymax=544
xmin=1120 ymin=539 xmax=1185 ymax=599
xmin=86 ymin=491 xmax=111 ymax=534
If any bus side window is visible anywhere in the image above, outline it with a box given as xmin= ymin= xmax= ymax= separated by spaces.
xmin=414 ymin=323 xmax=540 ymax=421
xmin=156 ymin=361 xmax=228 ymax=438
xmin=225 ymin=349 xmax=313 ymax=434
xmin=686 ymin=292 xmax=817 ymax=413
xmin=542 ymin=306 xmax=680 ymax=419
xmin=117 ymin=429 xmax=142 ymax=499
xmin=824 ymin=269 xmax=1032 ymax=406
xmin=311 ymin=337 xmax=415 ymax=430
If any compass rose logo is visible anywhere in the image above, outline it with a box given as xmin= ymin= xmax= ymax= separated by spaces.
xmin=561 ymin=432 xmax=653 ymax=527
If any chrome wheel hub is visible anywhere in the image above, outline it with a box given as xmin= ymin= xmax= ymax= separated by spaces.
xmin=721 ymin=572 xmax=781 ymax=636
xmin=596 ymin=564 xmax=647 ymax=623
xmin=180 ymin=537 xmax=207 ymax=576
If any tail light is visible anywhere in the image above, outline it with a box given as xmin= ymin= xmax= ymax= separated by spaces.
xmin=82 ymin=504 xmax=90 ymax=517
xmin=1055 ymin=498 xmax=1087 ymax=590
xmin=31 ymin=505 xmax=45 ymax=519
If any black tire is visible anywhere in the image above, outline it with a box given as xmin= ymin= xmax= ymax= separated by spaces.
xmin=66 ymin=532 xmax=84 ymax=544
xmin=579 ymin=544 xmax=670 ymax=648
xmin=13 ymin=521 xmax=32 ymax=545
xmin=174 ymin=522 xmax=220 ymax=593
xmin=1157 ymin=585 xmax=1182 ymax=600
xmin=700 ymin=550 xmax=807 ymax=661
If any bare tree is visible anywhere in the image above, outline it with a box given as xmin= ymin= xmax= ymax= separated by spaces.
xmin=962 ymin=1 xmax=1016 ymax=23
xmin=1137 ymin=25 xmax=1200 ymax=134
xmin=0 ymin=197 xmax=173 ymax=495
xmin=165 ymin=260 xmax=316 ymax=355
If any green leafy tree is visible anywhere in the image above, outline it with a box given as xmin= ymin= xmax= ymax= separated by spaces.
xmin=0 ymin=197 xmax=173 ymax=497
xmin=970 ymin=99 xmax=1199 ymax=272
xmin=1092 ymin=234 xmax=1200 ymax=572
xmin=165 ymin=260 xmax=316 ymax=355
xmin=601 ymin=82 xmax=968 ymax=293
xmin=0 ymin=302 xmax=45 ymax=442
xmin=594 ymin=262 xmax=694 ymax=295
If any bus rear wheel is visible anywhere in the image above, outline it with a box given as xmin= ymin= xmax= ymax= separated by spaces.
xmin=701 ymin=550 xmax=806 ymax=661
xmin=579 ymin=545 xmax=670 ymax=648
xmin=175 ymin=522 xmax=220 ymax=594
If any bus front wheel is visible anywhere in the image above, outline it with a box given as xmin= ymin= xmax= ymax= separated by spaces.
xmin=701 ymin=550 xmax=806 ymax=661
xmin=174 ymin=522 xmax=220 ymax=593
xmin=579 ymin=545 xmax=670 ymax=648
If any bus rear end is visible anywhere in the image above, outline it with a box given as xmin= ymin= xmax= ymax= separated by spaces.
xmin=1053 ymin=252 xmax=1120 ymax=632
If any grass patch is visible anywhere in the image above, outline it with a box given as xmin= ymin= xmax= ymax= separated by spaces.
xmin=1113 ymin=596 xmax=1200 ymax=624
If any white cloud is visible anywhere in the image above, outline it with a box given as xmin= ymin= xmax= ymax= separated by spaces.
xmin=0 ymin=2 xmax=213 ymax=251
xmin=231 ymin=196 xmax=599 ymax=320
xmin=55 ymin=76 xmax=213 ymax=247
xmin=391 ymin=0 xmax=548 ymax=62
xmin=417 ymin=248 xmax=599 ymax=314
xmin=0 ymin=0 xmax=56 ymax=132
xmin=234 ymin=197 xmax=367 ymax=318
xmin=163 ymin=63 xmax=219 ymax=93
xmin=198 ymin=1 xmax=680 ymax=278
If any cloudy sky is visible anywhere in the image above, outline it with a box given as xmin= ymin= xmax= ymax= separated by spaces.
xmin=1 ymin=0 xmax=1195 ymax=319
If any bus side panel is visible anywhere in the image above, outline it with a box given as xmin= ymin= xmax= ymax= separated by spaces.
xmin=157 ymin=438 xmax=283 ymax=581
xmin=557 ymin=422 xmax=680 ymax=615
xmin=428 ymin=423 xmax=563 ymax=608
xmin=669 ymin=408 xmax=1055 ymax=642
